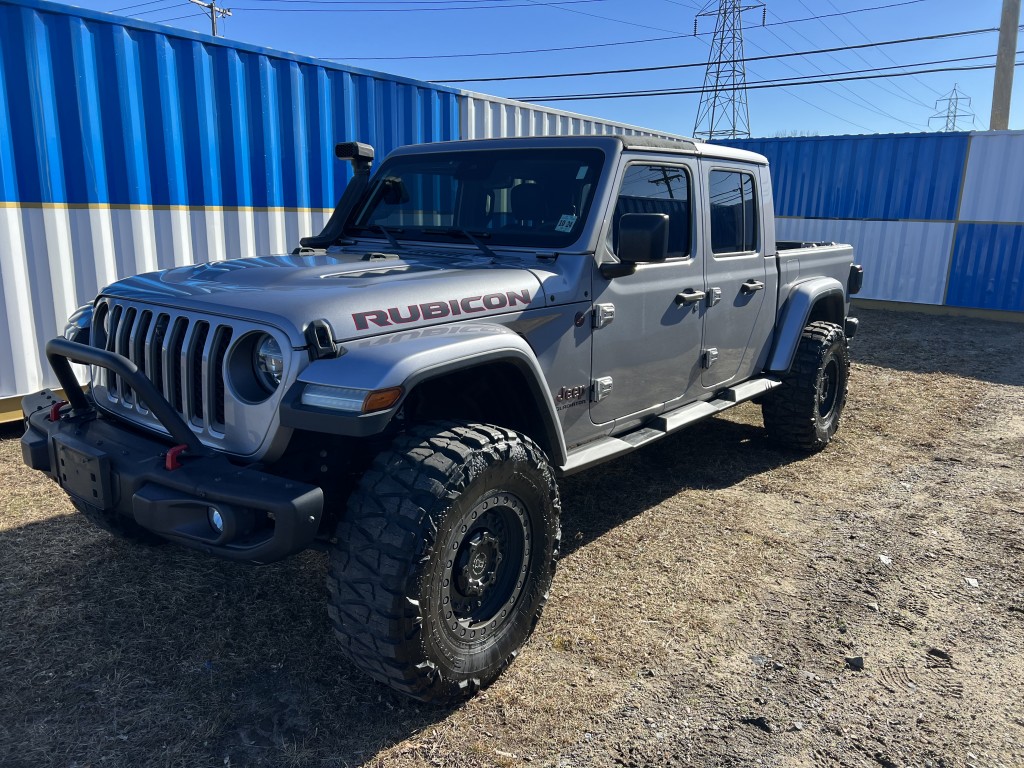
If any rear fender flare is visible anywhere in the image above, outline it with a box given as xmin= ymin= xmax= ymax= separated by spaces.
xmin=767 ymin=277 xmax=846 ymax=373
xmin=287 ymin=322 xmax=567 ymax=465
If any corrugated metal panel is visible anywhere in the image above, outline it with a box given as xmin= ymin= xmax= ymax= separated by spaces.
xmin=776 ymin=218 xmax=954 ymax=305
xmin=946 ymin=223 xmax=1024 ymax=311
xmin=0 ymin=0 xmax=461 ymax=208
xmin=461 ymin=92 xmax=687 ymax=141
xmin=956 ymin=131 xmax=1024 ymax=224
xmin=724 ymin=133 xmax=969 ymax=222
xmin=0 ymin=0 xmax=462 ymax=399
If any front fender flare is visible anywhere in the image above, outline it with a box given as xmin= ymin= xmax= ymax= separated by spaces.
xmin=767 ymin=277 xmax=846 ymax=373
xmin=280 ymin=323 xmax=567 ymax=466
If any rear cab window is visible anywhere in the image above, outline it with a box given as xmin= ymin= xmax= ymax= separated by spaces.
xmin=709 ymin=169 xmax=759 ymax=255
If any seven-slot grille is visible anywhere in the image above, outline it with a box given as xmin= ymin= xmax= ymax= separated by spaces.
xmin=93 ymin=299 xmax=234 ymax=434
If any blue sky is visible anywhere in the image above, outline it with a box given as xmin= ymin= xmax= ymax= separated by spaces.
xmin=72 ymin=0 xmax=1019 ymax=137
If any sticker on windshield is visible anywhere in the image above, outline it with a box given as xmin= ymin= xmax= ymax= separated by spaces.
xmin=555 ymin=214 xmax=577 ymax=233
xmin=576 ymin=166 xmax=589 ymax=180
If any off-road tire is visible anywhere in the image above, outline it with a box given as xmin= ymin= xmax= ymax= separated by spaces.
xmin=71 ymin=498 xmax=167 ymax=545
xmin=327 ymin=422 xmax=561 ymax=704
xmin=762 ymin=320 xmax=849 ymax=452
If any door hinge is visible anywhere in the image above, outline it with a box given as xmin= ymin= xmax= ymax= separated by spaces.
xmin=592 ymin=303 xmax=615 ymax=329
xmin=702 ymin=348 xmax=719 ymax=369
xmin=592 ymin=376 xmax=614 ymax=402
xmin=707 ymin=287 xmax=722 ymax=307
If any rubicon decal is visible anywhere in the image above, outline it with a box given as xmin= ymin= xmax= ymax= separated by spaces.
xmin=353 ymin=289 xmax=532 ymax=331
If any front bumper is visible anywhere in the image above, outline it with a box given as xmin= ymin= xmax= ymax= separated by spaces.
xmin=21 ymin=339 xmax=323 ymax=563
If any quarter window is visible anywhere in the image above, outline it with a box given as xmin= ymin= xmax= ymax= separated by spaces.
xmin=613 ymin=165 xmax=691 ymax=260
xmin=709 ymin=170 xmax=758 ymax=254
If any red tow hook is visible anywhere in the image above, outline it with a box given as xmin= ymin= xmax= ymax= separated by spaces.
xmin=165 ymin=444 xmax=189 ymax=471
xmin=48 ymin=400 xmax=68 ymax=422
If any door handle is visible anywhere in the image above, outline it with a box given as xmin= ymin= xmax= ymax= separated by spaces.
xmin=741 ymin=279 xmax=765 ymax=294
xmin=675 ymin=289 xmax=707 ymax=306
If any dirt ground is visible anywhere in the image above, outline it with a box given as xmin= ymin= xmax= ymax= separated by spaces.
xmin=1 ymin=307 xmax=1022 ymax=768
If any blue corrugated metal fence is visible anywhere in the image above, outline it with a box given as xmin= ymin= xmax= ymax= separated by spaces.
xmin=726 ymin=131 xmax=1024 ymax=314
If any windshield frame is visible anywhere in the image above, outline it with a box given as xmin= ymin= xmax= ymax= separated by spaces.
xmin=341 ymin=145 xmax=614 ymax=252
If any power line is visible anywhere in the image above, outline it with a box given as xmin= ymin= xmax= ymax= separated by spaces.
xmin=151 ymin=9 xmax=209 ymax=20
xmin=327 ymin=0 xmax=932 ymax=59
xmin=431 ymin=27 xmax=1000 ymax=82
xmin=516 ymin=57 xmax=1024 ymax=101
xmin=240 ymin=0 xmax=597 ymax=3
xmin=783 ymin=1 xmax=932 ymax=110
xmin=752 ymin=15 xmax=928 ymax=130
xmin=112 ymin=0 xmax=179 ymax=11
xmin=517 ymin=0 xmax=685 ymax=35
xmin=823 ymin=0 xmax=942 ymax=96
xmin=232 ymin=0 xmax=605 ymax=9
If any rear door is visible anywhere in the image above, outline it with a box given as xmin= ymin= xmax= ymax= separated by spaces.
xmin=589 ymin=158 xmax=706 ymax=425
xmin=700 ymin=164 xmax=770 ymax=389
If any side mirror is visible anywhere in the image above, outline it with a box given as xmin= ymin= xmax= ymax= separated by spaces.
xmin=601 ymin=213 xmax=670 ymax=278
xmin=381 ymin=177 xmax=410 ymax=205
xmin=619 ymin=213 xmax=669 ymax=263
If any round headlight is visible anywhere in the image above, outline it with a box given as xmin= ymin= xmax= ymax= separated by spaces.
xmin=253 ymin=334 xmax=284 ymax=392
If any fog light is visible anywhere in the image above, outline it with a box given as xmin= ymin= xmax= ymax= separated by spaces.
xmin=208 ymin=506 xmax=225 ymax=533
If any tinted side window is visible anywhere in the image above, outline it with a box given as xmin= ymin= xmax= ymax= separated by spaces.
xmin=613 ymin=165 xmax=691 ymax=260
xmin=709 ymin=170 xmax=758 ymax=254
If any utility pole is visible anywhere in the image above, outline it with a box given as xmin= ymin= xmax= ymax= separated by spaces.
xmin=693 ymin=0 xmax=766 ymax=141
xmin=189 ymin=0 xmax=232 ymax=37
xmin=929 ymin=84 xmax=977 ymax=132
xmin=990 ymin=0 xmax=1021 ymax=130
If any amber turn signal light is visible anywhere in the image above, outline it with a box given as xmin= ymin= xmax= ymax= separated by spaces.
xmin=363 ymin=387 xmax=403 ymax=413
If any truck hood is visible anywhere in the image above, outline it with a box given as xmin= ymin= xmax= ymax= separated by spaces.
xmin=101 ymin=249 xmax=548 ymax=345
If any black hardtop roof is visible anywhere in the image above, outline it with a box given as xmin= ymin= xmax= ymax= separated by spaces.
xmin=390 ymin=134 xmax=696 ymax=153
xmin=385 ymin=134 xmax=770 ymax=165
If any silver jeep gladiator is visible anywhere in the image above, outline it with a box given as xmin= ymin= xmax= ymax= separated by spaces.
xmin=22 ymin=135 xmax=862 ymax=703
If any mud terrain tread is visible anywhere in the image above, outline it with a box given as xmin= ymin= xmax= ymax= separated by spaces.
xmin=762 ymin=320 xmax=849 ymax=452
xmin=72 ymin=499 xmax=166 ymax=545
xmin=326 ymin=422 xmax=561 ymax=703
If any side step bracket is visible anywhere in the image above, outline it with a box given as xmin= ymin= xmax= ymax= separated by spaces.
xmin=560 ymin=376 xmax=781 ymax=476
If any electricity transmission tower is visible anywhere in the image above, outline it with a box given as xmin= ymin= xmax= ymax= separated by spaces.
xmin=693 ymin=0 xmax=766 ymax=141
xmin=929 ymin=84 xmax=976 ymax=132
xmin=188 ymin=0 xmax=232 ymax=36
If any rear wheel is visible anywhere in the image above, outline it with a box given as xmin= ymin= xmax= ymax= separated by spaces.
xmin=762 ymin=320 xmax=849 ymax=452
xmin=326 ymin=422 xmax=561 ymax=704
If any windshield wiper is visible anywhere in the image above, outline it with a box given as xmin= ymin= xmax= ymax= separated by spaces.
xmin=374 ymin=225 xmax=404 ymax=250
xmin=423 ymin=228 xmax=497 ymax=260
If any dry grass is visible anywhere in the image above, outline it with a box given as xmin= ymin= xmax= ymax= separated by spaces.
xmin=2 ymin=308 xmax=1023 ymax=767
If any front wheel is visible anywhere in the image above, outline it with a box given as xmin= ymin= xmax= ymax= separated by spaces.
xmin=326 ymin=422 xmax=561 ymax=704
xmin=762 ymin=320 xmax=850 ymax=452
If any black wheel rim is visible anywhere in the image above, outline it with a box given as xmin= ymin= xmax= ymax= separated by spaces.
xmin=818 ymin=358 xmax=840 ymax=419
xmin=440 ymin=491 xmax=531 ymax=645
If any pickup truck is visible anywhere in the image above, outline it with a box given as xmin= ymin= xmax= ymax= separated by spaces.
xmin=22 ymin=135 xmax=862 ymax=703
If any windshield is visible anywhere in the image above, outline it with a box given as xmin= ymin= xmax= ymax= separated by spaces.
xmin=345 ymin=148 xmax=606 ymax=249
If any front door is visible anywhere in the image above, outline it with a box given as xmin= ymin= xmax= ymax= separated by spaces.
xmin=590 ymin=160 xmax=706 ymax=425
xmin=700 ymin=164 xmax=769 ymax=389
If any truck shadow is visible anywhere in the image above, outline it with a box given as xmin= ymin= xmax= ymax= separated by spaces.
xmin=0 ymin=413 xmax=790 ymax=767
xmin=559 ymin=415 xmax=794 ymax=560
